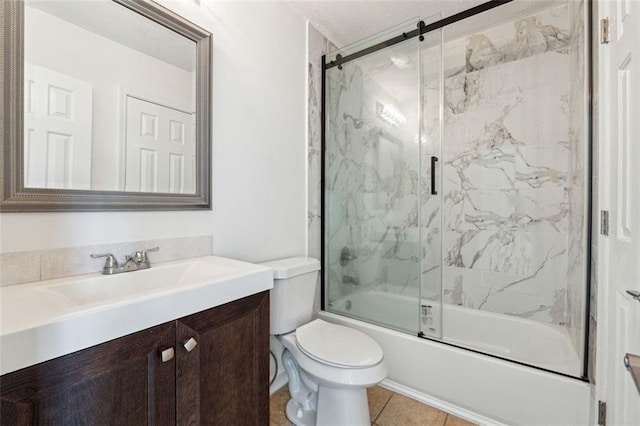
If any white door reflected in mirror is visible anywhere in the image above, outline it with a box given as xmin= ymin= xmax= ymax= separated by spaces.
xmin=124 ymin=97 xmax=195 ymax=194
xmin=24 ymin=64 xmax=92 ymax=190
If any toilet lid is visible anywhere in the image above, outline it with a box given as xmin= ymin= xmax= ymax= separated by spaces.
xmin=295 ymin=319 xmax=383 ymax=368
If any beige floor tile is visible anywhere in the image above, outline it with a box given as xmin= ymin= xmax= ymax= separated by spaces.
xmin=368 ymin=385 xmax=393 ymax=421
xmin=270 ymin=387 xmax=294 ymax=425
xmin=444 ymin=414 xmax=477 ymax=426
xmin=376 ymin=393 xmax=448 ymax=426
xmin=270 ymin=385 xmax=464 ymax=426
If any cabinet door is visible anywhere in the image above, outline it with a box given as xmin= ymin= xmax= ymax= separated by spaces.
xmin=1 ymin=322 xmax=176 ymax=425
xmin=176 ymin=291 xmax=269 ymax=426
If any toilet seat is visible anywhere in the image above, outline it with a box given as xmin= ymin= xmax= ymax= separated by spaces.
xmin=295 ymin=319 xmax=383 ymax=368
xmin=279 ymin=329 xmax=387 ymax=388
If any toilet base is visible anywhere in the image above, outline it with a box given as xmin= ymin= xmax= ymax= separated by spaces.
xmin=286 ymin=385 xmax=371 ymax=426
xmin=316 ymin=386 xmax=371 ymax=426
xmin=286 ymin=398 xmax=316 ymax=426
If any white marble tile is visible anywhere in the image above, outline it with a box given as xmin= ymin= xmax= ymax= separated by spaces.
xmin=308 ymin=23 xmax=336 ymax=265
xmin=463 ymin=4 xmax=569 ymax=74
xmin=426 ymin=4 xmax=581 ymax=327
xmin=441 ymin=265 xmax=566 ymax=324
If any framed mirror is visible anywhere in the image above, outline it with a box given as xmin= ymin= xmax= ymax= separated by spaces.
xmin=0 ymin=0 xmax=212 ymax=211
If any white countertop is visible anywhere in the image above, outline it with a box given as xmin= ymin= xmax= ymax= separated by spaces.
xmin=0 ymin=255 xmax=273 ymax=375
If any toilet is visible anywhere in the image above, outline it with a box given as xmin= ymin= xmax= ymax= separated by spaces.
xmin=262 ymin=257 xmax=387 ymax=426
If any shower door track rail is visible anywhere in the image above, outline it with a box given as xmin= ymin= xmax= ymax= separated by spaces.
xmin=323 ymin=0 xmax=513 ymax=71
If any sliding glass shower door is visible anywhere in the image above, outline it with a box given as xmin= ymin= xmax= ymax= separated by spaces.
xmin=323 ymin=0 xmax=589 ymax=379
xmin=324 ymin=22 xmax=434 ymax=334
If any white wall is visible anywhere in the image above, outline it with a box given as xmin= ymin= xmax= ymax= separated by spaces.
xmin=0 ymin=0 xmax=308 ymax=264
xmin=25 ymin=7 xmax=194 ymax=191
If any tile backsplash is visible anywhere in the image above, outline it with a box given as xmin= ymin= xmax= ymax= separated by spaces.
xmin=0 ymin=235 xmax=213 ymax=287
xmin=0 ymin=251 xmax=41 ymax=286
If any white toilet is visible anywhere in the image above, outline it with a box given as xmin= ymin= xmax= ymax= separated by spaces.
xmin=262 ymin=257 xmax=387 ymax=426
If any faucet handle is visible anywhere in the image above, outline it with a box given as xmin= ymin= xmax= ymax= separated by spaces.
xmin=90 ymin=253 xmax=118 ymax=272
xmin=131 ymin=251 xmax=145 ymax=264
xmin=339 ymin=247 xmax=357 ymax=266
xmin=141 ymin=247 xmax=160 ymax=264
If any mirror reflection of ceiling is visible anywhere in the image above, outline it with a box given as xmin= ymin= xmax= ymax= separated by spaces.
xmin=26 ymin=0 xmax=195 ymax=72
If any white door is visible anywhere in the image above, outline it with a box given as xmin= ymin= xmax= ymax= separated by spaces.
xmin=124 ymin=96 xmax=195 ymax=194
xmin=600 ymin=0 xmax=640 ymax=424
xmin=24 ymin=64 xmax=93 ymax=189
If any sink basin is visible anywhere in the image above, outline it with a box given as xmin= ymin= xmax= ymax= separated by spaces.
xmin=45 ymin=260 xmax=236 ymax=305
xmin=0 ymin=255 xmax=273 ymax=376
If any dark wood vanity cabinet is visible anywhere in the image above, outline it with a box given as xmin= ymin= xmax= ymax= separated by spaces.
xmin=0 ymin=322 xmax=177 ymax=425
xmin=176 ymin=292 xmax=270 ymax=425
xmin=1 ymin=291 xmax=269 ymax=425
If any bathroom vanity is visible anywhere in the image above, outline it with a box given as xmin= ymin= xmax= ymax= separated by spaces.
xmin=0 ymin=256 xmax=272 ymax=425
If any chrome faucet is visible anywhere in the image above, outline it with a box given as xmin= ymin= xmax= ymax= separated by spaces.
xmin=91 ymin=247 xmax=159 ymax=275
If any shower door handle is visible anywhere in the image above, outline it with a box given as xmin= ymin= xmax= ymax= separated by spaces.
xmin=430 ymin=156 xmax=438 ymax=195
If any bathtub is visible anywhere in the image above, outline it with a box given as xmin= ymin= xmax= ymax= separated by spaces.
xmin=328 ymin=290 xmax=580 ymax=375
xmin=320 ymin=290 xmax=592 ymax=426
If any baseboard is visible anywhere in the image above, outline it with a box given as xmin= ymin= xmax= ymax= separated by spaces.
xmin=379 ymin=379 xmax=507 ymax=426
xmin=272 ymin=372 xmax=505 ymax=425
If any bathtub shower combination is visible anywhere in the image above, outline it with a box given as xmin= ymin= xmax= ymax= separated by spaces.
xmin=321 ymin=0 xmax=591 ymax=408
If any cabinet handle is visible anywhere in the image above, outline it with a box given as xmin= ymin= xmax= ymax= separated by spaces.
xmin=183 ymin=337 xmax=198 ymax=352
xmin=160 ymin=347 xmax=175 ymax=362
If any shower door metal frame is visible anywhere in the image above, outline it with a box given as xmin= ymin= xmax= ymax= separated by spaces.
xmin=320 ymin=0 xmax=594 ymax=382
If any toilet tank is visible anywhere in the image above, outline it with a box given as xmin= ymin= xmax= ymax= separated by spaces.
xmin=260 ymin=257 xmax=320 ymax=335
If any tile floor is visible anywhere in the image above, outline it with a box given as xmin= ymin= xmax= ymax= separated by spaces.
xmin=270 ymin=385 xmax=476 ymax=426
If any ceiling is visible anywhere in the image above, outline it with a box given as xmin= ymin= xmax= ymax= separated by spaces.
xmin=287 ymin=0 xmax=484 ymax=47
xmin=286 ymin=0 xmax=561 ymax=48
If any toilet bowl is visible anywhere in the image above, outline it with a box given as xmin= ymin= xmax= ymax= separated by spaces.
xmin=279 ymin=320 xmax=387 ymax=426
xmin=262 ymin=257 xmax=387 ymax=426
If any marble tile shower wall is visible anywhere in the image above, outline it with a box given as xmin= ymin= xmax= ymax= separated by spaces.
xmin=0 ymin=235 xmax=213 ymax=287
xmin=435 ymin=4 xmax=587 ymax=329
xmin=308 ymin=24 xmax=336 ymax=312
xmin=566 ymin=0 xmax=589 ymax=358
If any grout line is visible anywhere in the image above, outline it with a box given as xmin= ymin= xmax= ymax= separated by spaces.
xmin=373 ymin=389 xmax=395 ymax=423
